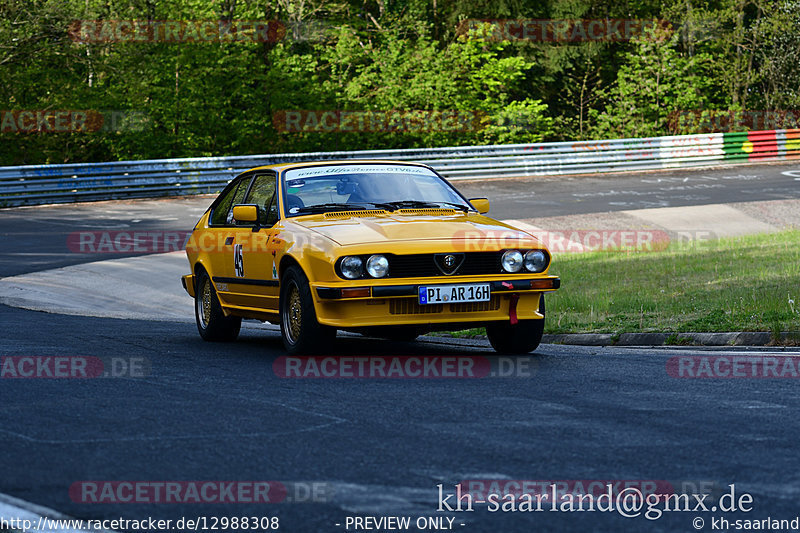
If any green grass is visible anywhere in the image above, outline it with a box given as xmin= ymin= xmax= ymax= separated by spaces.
xmin=430 ymin=230 xmax=800 ymax=337
xmin=545 ymin=229 xmax=800 ymax=334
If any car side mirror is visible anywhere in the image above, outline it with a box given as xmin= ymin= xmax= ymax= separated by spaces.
xmin=469 ymin=198 xmax=490 ymax=214
xmin=232 ymin=204 xmax=259 ymax=224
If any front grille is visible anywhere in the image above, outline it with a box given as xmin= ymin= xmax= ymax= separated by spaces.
xmin=450 ymin=296 xmax=501 ymax=313
xmin=388 ymin=252 xmax=501 ymax=278
xmin=389 ymin=300 xmax=444 ymax=315
xmin=388 ymin=296 xmax=501 ymax=314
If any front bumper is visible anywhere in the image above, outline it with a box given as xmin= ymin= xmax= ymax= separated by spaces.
xmin=315 ymin=277 xmax=559 ymax=299
xmin=181 ymin=274 xmax=196 ymax=298
xmin=311 ymin=276 xmax=560 ymax=328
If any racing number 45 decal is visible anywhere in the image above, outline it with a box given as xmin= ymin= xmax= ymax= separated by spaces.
xmin=234 ymin=243 xmax=244 ymax=277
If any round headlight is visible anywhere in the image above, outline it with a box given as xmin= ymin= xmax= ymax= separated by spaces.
xmin=501 ymin=250 xmax=524 ymax=273
xmin=524 ymin=250 xmax=548 ymax=272
xmin=366 ymin=254 xmax=389 ymax=278
xmin=340 ymin=256 xmax=364 ymax=279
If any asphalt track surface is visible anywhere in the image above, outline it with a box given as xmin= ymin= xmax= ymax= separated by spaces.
xmin=3 ymin=304 xmax=800 ymax=532
xmin=2 ymin=161 xmax=800 ymax=532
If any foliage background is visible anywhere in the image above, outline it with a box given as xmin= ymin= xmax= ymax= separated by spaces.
xmin=1 ymin=0 xmax=798 ymax=165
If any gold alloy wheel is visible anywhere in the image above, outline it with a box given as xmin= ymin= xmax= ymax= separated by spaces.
xmin=283 ymin=281 xmax=303 ymax=344
xmin=198 ymin=278 xmax=212 ymax=328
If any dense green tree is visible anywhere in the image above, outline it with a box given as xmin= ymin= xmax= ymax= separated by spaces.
xmin=1 ymin=0 xmax=797 ymax=164
xmin=590 ymin=25 xmax=715 ymax=138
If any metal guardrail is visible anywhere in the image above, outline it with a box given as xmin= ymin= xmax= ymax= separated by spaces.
xmin=1 ymin=128 xmax=799 ymax=207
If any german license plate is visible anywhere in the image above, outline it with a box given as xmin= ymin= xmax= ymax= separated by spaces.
xmin=418 ymin=283 xmax=490 ymax=305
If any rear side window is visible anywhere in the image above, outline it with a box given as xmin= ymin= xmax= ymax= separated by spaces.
xmin=245 ymin=173 xmax=279 ymax=227
xmin=210 ymin=178 xmax=249 ymax=226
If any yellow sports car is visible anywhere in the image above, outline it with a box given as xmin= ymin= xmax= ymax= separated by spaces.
xmin=181 ymin=161 xmax=559 ymax=354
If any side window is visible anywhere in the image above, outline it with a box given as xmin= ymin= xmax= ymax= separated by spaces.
xmin=210 ymin=178 xmax=249 ymax=226
xmin=245 ymin=173 xmax=279 ymax=227
xmin=226 ymin=180 xmax=250 ymax=225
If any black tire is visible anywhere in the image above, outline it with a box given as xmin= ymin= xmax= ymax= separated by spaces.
xmin=279 ymin=265 xmax=336 ymax=354
xmin=194 ymin=269 xmax=241 ymax=342
xmin=363 ymin=326 xmax=419 ymax=342
xmin=486 ymin=295 xmax=545 ymax=354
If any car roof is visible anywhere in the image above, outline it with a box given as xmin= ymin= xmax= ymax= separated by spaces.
xmin=244 ymin=160 xmax=433 ymax=174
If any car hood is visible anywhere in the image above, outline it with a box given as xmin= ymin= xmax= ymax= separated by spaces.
xmin=292 ymin=213 xmax=540 ymax=247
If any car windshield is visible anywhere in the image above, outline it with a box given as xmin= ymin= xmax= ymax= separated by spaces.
xmin=281 ymin=164 xmax=472 ymax=216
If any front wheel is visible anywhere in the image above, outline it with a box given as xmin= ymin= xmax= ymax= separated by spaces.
xmin=279 ymin=265 xmax=336 ymax=354
xmin=194 ymin=270 xmax=241 ymax=342
xmin=486 ymin=295 xmax=545 ymax=354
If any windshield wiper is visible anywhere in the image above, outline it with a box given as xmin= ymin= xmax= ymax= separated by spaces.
xmin=434 ymin=201 xmax=472 ymax=212
xmin=293 ymin=202 xmax=394 ymax=214
xmin=384 ymin=200 xmax=470 ymax=212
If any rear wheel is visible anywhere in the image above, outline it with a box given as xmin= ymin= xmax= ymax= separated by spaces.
xmin=280 ymin=265 xmax=336 ymax=354
xmin=486 ymin=295 xmax=545 ymax=354
xmin=194 ymin=269 xmax=241 ymax=342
